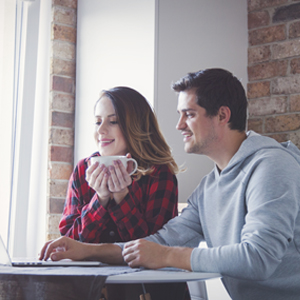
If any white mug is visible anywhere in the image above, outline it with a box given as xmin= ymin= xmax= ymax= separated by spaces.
xmin=90 ymin=156 xmax=138 ymax=175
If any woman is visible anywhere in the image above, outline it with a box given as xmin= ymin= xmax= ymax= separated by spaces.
xmin=59 ymin=86 xmax=180 ymax=244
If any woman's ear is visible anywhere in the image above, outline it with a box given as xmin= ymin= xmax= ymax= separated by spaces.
xmin=218 ymin=106 xmax=231 ymax=125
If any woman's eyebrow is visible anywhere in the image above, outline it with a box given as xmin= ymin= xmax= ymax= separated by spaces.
xmin=95 ymin=113 xmax=116 ymax=118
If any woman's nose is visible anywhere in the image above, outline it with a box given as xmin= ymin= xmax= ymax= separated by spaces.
xmin=97 ymin=122 xmax=108 ymax=134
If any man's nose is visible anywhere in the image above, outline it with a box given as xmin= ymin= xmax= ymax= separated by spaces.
xmin=176 ymin=116 xmax=185 ymax=131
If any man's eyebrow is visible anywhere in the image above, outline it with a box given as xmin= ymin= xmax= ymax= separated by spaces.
xmin=177 ymin=108 xmax=196 ymax=113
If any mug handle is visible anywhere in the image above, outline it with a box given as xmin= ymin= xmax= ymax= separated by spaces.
xmin=126 ymin=158 xmax=138 ymax=175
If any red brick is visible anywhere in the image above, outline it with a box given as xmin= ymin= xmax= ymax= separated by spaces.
xmin=53 ymin=6 xmax=77 ymax=26
xmin=49 ymin=128 xmax=74 ymax=146
xmin=248 ymin=0 xmax=288 ymax=12
xmin=248 ymin=60 xmax=287 ymax=81
xmin=49 ymin=162 xmax=73 ymax=180
xmin=48 ymin=179 xmax=68 ymax=198
xmin=46 ymin=233 xmax=61 ymax=241
xmin=249 ymin=25 xmax=286 ymax=46
xmin=50 ymin=92 xmax=75 ymax=112
xmin=248 ymin=10 xmax=270 ymax=29
xmin=289 ymin=130 xmax=300 ymax=148
xmin=248 ymin=45 xmax=271 ymax=64
xmin=265 ymin=114 xmax=300 ymax=132
xmin=247 ymin=81 xmax=270 ymax=99
xmin=290 ymin=94 xmax=300 ymax=111
xmin=290 ymin=58 xmax=300 ymax=74
xmin=273 ymin=2 xmax=300 ymax=23
xmin=289 ymin=21 xmax=300 ymax=38
xmin=47 ymin=214 xmax=62 ymax=234
xmin=272 ymin=39 xmax=300 ymax=60
xmin=52 ymin=24 xmax=76 ymax=43
xmin=51 ymin=57 xmax=76 ymax=77
xmin=50 ymin=145 xmax=73 ymax=163
xmin=53 ymin=0 xmax=77 ymax=9
xmin=51 ymin=111 xmax=74 ymax=128
xmin=247 ymin=118 xmax=264 ymax=133
xmin=272 ymin=76 xmax=300 ymax=95
xmin=52 ymin=40 xmax=76 ymax=60
xmin=51 ymin=75 xmax=74 ymax=94
xmin=248 ymin=96 xmax=287 ymax=116
xmin=49 ymin=198 xmax=65 ymax=214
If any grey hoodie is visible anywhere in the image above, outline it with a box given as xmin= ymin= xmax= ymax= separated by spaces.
xmin=145 ymin=131 xmax=300 ymax=300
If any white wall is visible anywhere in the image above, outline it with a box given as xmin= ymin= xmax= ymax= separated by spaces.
xmin=75 ymin=0 xmax=155 ymax=161
xmin=155 ymin=0 xmax=248 ymax=205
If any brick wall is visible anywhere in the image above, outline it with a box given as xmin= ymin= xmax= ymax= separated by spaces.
xmin=47 ymin=0 xmax=77 ymax=240
xmin=248 ymin=0 xmax=300 ymax=148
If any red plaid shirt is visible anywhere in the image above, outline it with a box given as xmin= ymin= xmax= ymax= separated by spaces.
xmin=59 ymin=153 xmax=178 ymax=243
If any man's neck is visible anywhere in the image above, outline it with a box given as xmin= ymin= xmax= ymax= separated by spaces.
xmin=211 ymin=130 xmax=247 ymax=171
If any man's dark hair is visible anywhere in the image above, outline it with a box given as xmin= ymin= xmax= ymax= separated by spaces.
xmin=172 ymin=68 xmax=248 ymax=131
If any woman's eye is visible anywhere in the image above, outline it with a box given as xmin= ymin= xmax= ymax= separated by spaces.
xmin=110 ymin=121 xmax=118 ymax=125
xmin=95 ymin=121 xmax=101 ymax=125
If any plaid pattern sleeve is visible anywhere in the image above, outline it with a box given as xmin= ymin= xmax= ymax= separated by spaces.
xmin=108 ymin=164 xmax=178 ymax=241
xmin=59 ymin=155 xmax=113 ymax=243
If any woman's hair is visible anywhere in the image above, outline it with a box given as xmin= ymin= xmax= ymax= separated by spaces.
xmin=95 ymin=86 xmax=179 ymax=179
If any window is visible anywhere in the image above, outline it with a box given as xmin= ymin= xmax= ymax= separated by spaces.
xmin=0 ymin=0 xmax=51 ymax=257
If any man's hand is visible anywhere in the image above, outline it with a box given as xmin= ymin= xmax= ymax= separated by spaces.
xmin=122 ymin=239 xmax=169 ymax=269
xmin=123 ymin=239 xmax=193 ymax=271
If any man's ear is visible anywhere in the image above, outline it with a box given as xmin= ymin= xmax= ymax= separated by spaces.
xmin=218 ymin=106 xmax=231 ymax=125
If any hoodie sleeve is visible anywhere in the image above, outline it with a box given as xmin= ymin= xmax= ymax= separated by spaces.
xmin=144 ymin=187 xmax=205 ymax=248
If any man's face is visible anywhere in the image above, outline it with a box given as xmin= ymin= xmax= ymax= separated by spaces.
xmin=176 ymin=88 xmax=218 ymax=155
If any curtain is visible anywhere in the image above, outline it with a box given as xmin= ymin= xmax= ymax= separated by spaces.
xmin=8 ymin=0 xmax=50 ymax=258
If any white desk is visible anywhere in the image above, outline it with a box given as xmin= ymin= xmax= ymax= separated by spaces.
xmin=106 ymin=268 xmax=220 ymax=284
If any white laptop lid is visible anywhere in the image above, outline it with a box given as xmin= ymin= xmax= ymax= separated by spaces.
xmin=0 ymin=235 xmax=102 ymax=267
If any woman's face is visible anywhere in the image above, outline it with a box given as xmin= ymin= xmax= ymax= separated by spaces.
xmin=94 ymin=96 xmax=128 ymax=156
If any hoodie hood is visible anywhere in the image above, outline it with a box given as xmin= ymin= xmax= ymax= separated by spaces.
xmin=223 ymin=131 xmax=300 ymax=173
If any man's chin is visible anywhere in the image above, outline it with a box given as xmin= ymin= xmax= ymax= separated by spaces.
xmin=184 ymin=145 xmax=193 ymax=154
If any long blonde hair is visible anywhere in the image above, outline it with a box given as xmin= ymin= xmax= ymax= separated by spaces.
xmin=96 ymin=87 xmax=179 ymax=180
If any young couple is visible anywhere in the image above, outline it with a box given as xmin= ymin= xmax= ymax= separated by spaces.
xmin=40 ymin=68 xmax=300 ymax=300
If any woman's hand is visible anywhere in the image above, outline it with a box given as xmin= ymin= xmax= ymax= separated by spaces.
xmin=39 ymin=236 xmax=88 ymax=262
xmin=86 ymin=162 xmax=110 ymax=207
xmin=107 ymin=158 xmax=132 ymax=204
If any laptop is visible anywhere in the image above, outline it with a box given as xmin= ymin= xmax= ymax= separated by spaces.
xmin=0 ymin=235 xmax=103 ymax=267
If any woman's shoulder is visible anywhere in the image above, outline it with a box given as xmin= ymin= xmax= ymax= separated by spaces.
xmin=150 ymin=163 xmax=173 ymax=174
xmin=146 ymin=164 xmax=177 ymax=183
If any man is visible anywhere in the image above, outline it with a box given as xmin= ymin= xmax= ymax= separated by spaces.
xmin=41 ymin=68 xmax=300 ymax=300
